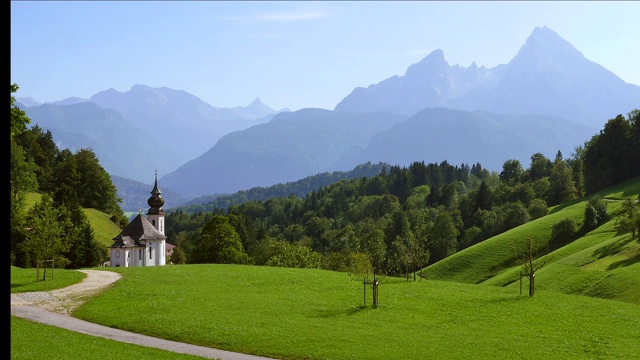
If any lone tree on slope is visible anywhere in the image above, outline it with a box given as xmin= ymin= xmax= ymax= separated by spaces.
xmin=513 ymin=236 xmax=549 ymax=297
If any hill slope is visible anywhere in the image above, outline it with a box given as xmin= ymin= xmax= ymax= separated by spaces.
xmin=423 ymin=177 xmax=640 ymax=304
xmin=84 ymin=208 xmax=123 ymax=248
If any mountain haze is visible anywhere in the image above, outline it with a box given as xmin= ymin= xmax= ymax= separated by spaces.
xmin=335 ymin=26 xmax=640 ymax=129
xmin=343 ymin=107 xmax=596 ymax=172
xmin=15 ymin=26 xmax=638 ymax=205
xmin=20 ymin=102 xmax=182 ymax=183
xmin=18 ymin=85 xmax=286 ymax=183
xmin=88 ymin=85 xmax=285 ymax=163
xmin=160 ymin=109 xmax=408 ymax=197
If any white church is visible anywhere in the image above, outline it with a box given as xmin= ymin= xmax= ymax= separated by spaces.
xmin=109 ymin=173 xmax=167 ymax=267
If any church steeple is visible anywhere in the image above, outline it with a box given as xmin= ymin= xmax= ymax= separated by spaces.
xmin=147 ymin=170 xmax=165 ymax=216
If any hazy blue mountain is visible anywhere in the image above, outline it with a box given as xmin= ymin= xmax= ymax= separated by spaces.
xmin=159 ymin=109 xmax=408 ymax=197
xmin=15 ymin=97 xmax=42 ymax=107
xmin=110 ymin=175 xmax=192 ymax=213
xmin=88 ymin=85 xmax=285 ymax=162
xmin=173 ymin=161 xmax=390 ymax=213
xmin=16 ymin=26 xmax=637 ymax=203
xmin=335 ymin=26 xmax=640 ymax=129
xmin=20 ymin=101 xmax=181 ymax=184
xmin=161 ymin=105 xmax=597 ymax=198
xmin=17 ymin=85 xmax=287 ymax=184
xmin=344 ymin=107 xmax=597 ymax=172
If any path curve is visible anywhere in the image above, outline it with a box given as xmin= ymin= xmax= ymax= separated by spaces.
xmin=11 ymin=269 xmax=277 ymax=360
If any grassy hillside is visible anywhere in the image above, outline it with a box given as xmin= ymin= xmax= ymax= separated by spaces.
xmin=23 ymin=192 xmax=121 ymax=248
xmin=48 ymin=265 xmax=640 ymax=359
xmin=84 ymin=208 xmax=122 ymax=247
xmin=12 ymin=174 xmax=640 ymax=359
xmin=423 ymin=177 xmax=640 ymax=304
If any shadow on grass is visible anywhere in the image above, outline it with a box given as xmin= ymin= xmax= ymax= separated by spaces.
xmin=312 ymin=305 xmax=370 ymax=318
xmin=483 ymin=293 xmax=530 ymax=304
xmin=11 ymin=284 xmax=27 ymax=291
xmin=607 ymin=252 xmax=640 ymax=270
xmin=592 ymin=236 xmax=634 ymax=260
xmin=548 ymin=197 xmax=584 ymax=215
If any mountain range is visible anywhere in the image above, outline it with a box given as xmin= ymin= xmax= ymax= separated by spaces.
xmin=18 ymin=86 xmax=287 ymax=183
xmin=17 ymin=26 xmax=640 ymax=209
xmin=335 ymin=26 xmax=639 ymax=129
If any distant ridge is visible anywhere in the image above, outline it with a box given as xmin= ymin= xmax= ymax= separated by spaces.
xmin=335 ymin=26 xmax=640 ymax=129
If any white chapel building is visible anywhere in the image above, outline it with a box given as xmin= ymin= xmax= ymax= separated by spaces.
xmin=109 ymin=174 xmax=167 ymax=267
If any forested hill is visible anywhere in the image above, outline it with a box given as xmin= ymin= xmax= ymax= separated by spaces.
xmin=164 ymin=109 xmax=639 ymax=274
xmin=170 ymin=162 xmax=390 ymax=214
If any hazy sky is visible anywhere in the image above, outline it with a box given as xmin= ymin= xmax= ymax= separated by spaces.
xmin=11 ymin=1 xmax=640 ymax=112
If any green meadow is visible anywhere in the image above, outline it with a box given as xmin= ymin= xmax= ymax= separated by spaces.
xmin=13 ymin=264 xmax=640 ymax=359
xmin=11 ymin=178 xmax=640 ymax=359
xmin=11 ymin=316 xmax=205 ymax=360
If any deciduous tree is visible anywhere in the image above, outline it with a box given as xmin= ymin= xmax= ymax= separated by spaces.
xmin=191 ymin=215 xmax=250 ymax=264
xmin=20 ymin=194 xmax=70 ymax=280
xmin=513 ymin=236 xmax=549 ymax=297
xmin=617 ymin=195 xmax=640 ymax=239
xmin=10 ymin=83 xmax=30 ymax=140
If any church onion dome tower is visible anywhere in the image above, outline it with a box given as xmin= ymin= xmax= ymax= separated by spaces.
xmin=147 ymin=170 xmax=165 ymax=216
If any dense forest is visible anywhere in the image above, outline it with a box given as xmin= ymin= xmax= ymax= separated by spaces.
xmin=10 ymin=84 xmax=128 ymax=269
xmin=176 ymin=161 xmax=390 ymax=213
xmin=10 ymin=82 xmax=640 ymax=275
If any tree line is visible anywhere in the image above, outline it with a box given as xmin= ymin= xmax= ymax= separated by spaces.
xmin=176 ymin=162 xmax=390 ymax=213
xmin=11 ymin=84 xmax=128 ymax=270
xmin=10 ymin=82 xmax=640 ymax=275
xmin=165 ymin=108 xmax=640 ymax=279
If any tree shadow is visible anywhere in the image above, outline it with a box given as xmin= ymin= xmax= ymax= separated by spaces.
xmin=607 ymin=252 xmax=640 ymax=270
xmin=548 ymin=197 xmax=584 ymax=214
xmin=592 ymin=236 xmax=634 ymax=260
xmin=312 ymin=305 xmax=370 ymax=318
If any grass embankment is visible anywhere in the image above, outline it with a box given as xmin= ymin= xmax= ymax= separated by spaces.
xmin=424 ymin=177 xmax=640 ymax=304
xmin=12 ymin=264 xmax=640 ymax=359
xmin=11 ymin=266 xmax=204 ymax=359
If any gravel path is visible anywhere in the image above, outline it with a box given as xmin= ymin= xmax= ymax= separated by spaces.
xmin=11 ymin=269 xmax=278 ymax=360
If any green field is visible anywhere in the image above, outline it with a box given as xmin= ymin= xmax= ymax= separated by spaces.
xmin=13 ymin=264 xmax=640 ymax=360
xmin=11 ymin=178 xmax=640 ymax=359
xmin=11 ymin=316 xmax=205 ymax=360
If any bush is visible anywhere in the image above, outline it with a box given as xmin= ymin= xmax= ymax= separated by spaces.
xmin=584 ymin=195 xmax=609 ymax=229
xmin=527 ymin=198 xmax=548 ymax=220
xmin=551 ymin=218 xmax=577 ymax=245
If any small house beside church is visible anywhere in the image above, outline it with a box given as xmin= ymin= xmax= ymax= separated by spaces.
xmin=109 ymin=173 xmax=167 ymax=267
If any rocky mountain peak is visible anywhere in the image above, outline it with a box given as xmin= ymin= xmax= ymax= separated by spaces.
xmin=508 ymin=26 xmax=585 ymax=72
xmin=405 ymin=49 xmax=449 ymax=78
